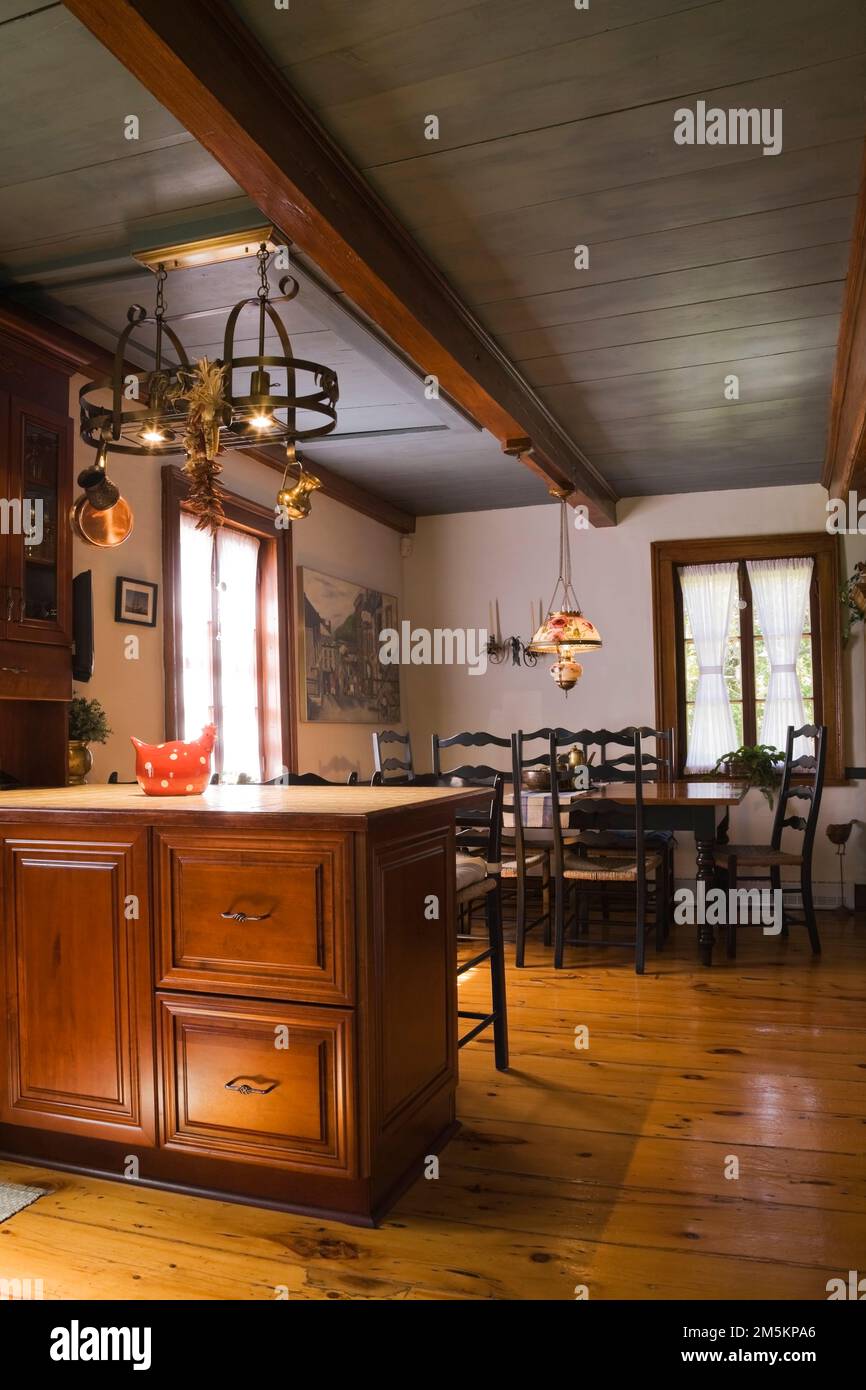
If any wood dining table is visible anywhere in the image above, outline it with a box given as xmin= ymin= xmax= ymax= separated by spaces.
xmin=516 ymin=780 xmax=748 ymax=966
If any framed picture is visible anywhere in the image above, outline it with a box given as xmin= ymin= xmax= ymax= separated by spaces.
xmin=299 ymin=567 xmax=400 ymax=724
xmin=115 ymin=576 xmax=158 ymax=627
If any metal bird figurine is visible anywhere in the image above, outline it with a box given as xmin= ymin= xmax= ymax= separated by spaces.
xmin=826 ymin=820 xmax=859 ymax=846
xmin=825 ymin=819 xmax=861 ymax=914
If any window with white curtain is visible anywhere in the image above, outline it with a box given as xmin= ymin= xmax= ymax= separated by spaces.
xmin=652 ymin=534 xmax=840 ymax=782
xmin=679 ymin=555 xmax=817 ymax=772
xmin=178 ymin=511 xmax=263 ymax=782
xmin=680 ymin=562 xmax=739 ymax=773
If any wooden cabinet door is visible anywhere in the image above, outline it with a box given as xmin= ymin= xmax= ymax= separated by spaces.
xmin=0 ymin=828 xmax=155 ymax=1144
xmin=3 ymin=398 xmax=73 ymax=647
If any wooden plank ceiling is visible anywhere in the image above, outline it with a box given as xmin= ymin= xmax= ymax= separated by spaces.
xmin=229 ymin=0 xmax=865 ymax=497
xmin=1 ymin=0 xmax=864 ymax=511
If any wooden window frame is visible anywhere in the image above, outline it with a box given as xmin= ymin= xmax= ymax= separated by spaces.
xmin=161 ymin=465 xmax=297 ymax=779
xmin=651 ymin=533 xmax=845 ymax=785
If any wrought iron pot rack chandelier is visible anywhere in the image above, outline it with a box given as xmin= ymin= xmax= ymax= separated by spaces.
xmin=76 ymin=243 xmax=338 ymax=538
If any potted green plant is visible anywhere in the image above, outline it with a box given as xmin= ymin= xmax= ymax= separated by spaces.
xmin=68 ymin=697 xmax=111 ymax=785
xmin=711 ymin=743 xmax=784 ymax=808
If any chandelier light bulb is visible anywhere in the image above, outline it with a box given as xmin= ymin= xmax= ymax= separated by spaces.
xmin=140 ymin=423 xmax=167 ymax=445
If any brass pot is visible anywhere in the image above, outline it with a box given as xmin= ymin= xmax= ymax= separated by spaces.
xmin=67 ymin=740 xmax=93 ymax=786
xmin=521 ymin=766 xmax=573 ymax=791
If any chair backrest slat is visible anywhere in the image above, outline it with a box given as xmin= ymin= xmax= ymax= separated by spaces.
xmin=432 ymin=730 xmax=511 ymax=781
xmin=372 ymin=729 xmax=414 ymax=784
xmin=282 ymin=771 xmax=358 ymax=787
xmin=770 ymin=724 xmax=826 ymax=853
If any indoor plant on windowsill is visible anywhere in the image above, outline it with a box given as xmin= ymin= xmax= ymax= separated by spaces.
xmin=711 ymin=743 xmax=784 ymax=809
xmin=68 ymin=696 xmax=111 ymax=785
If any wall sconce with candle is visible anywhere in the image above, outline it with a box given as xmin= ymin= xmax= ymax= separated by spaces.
xmin=485 ymin=598 xmax=540 ymax=668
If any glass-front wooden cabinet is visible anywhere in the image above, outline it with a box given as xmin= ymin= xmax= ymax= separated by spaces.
xmin=2 ymin=397 xmax=72 ymax=647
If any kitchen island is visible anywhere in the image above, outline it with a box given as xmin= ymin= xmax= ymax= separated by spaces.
xmin=0 ymin=783 xmax=485 ymax=1225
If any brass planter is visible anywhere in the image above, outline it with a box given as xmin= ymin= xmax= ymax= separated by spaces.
xmin=67 ymin=740 xmax=93 ymax=786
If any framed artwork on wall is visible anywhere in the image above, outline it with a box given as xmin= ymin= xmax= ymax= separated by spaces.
xmin=115 ymin=576 xmax=158 ymax=627
xmin=299 ymin=566 xmax=400 ymax=724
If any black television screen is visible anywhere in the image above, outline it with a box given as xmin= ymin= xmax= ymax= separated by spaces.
xmin=72 ymin=570 xmax=94 ymax=682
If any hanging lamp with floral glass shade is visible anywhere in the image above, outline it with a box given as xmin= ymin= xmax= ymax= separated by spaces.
xmin=528 ymin=491 xmax=602 ymax=691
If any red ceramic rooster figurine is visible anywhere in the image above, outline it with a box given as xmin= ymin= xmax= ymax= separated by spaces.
xmin=131 ymin=724 xmax=217 ymax=796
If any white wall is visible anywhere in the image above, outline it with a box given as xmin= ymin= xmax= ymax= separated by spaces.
xmin=70 ymin=376 xmax=407 ymax=784
xmin=402 ymin=483 xmax=866 ymax=891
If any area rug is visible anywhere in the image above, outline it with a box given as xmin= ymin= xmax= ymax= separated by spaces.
xmin=0 ymin=1180 xmax=48 ymax=1224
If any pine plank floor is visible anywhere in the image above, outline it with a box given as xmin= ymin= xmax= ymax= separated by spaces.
xmin=0 ymin=910 xmax=864 ymax=1301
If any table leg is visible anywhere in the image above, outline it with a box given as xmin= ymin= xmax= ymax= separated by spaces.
xmin=696 ymin=836 xmax=717 ymax=966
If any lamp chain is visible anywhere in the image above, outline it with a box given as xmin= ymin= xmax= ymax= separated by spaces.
xmin=544 ymin=495 xmax=582 ymax=616
xmin=257 ymin=244 xmax=270 ymax=301
xmin=155 ymin=264 xmax=167 ymax=322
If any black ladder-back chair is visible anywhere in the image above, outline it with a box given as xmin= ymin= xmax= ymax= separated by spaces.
xmin=509 ymin=729 xmax=583 ymax=966
xmin=548 ymin=731 xmax=666 ymax=974
xmin=722 ymin=724 xmax=827 ymax=957
xmin=560 ymin=726 xmax=675 ymax=927
xmin=369 ymin=765 xmax=509 ymax=1068
xmin=511 ymin=726 xmax=674 ymax=952
xmin=372 ymin=729 xmax=414 ymax=784
xmin=452 ymin=772 xmax=508 ymax=1070
xmin=433 ymin=730 xmax=551 ymax=958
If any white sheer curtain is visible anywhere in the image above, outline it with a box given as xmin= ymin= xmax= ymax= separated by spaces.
xmin=747 ymin=556 xmax=812 ymax=758
xmin=215 ymin=525 xmax=262 ymax=782
xmin=179 ymin=511 xmax=214 ymax=743
xmin=680 ymin=562 xmax=738 ymax=773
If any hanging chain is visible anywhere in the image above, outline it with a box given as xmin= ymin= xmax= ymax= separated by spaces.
xmin=257 ymin=243 xmax=270 ymax=301
xmin=155 ymin=263 xmax=167 ymax=322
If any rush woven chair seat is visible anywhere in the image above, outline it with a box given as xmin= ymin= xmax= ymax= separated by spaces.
xmin=722 ymin=723 xmax=826 ymax=959
xmin=501 ymin=850 xmax=546 ymax=877
xmin=561 ymin=850 xmax=662 ymax=882
xmin=721 ymin=846 xmax=804 ymax=866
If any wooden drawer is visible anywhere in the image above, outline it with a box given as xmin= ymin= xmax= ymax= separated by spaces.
xmin=157 ymin=995 xmax=355 ymax=1175
xmin=0 ymin=638 xmax=71 ymax=700
xmin=155 ymin=831 xmax=353 ymax=1004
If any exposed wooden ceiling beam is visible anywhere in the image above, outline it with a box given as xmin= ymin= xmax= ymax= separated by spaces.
xmin=244 ymin=446 xmax=416 ymax=536
xmin=62 ymin=0 xmax=617 ymax=526
xmin=824 ymin=140 xmax=866 ymax=499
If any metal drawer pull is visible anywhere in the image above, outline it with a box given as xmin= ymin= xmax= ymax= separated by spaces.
xmin=0 ymin=666 xmax=26 ymax=675
xmin=220 ymin=909 xmax=272 ymax=923
xmin=225 ymin=1076 xmax=278 ymax=1096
